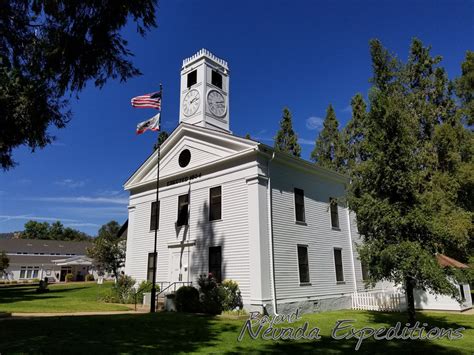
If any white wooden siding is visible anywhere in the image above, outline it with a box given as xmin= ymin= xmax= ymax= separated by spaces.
xmin=270 ymin=161 xmax=356 ymax=301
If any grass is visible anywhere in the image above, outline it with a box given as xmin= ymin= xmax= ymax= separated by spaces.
xmin=0 ymin=309 xmax=472 ymax=353
xmin=0 ymin=282 xmax=130 ymax=313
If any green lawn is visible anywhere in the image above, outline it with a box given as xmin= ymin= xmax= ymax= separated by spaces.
xmin=0 ymin=282 xmax=130 ymax=313
xmin=0 ymin=310 xmax=472 ymax=353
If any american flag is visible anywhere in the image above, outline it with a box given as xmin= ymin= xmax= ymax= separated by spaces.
xmin=131 ymin=91 xmax=162 ymax=109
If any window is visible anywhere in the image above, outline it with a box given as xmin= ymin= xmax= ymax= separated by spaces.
xmin=187 ymin=70 xmax=197 ymax=88
xmin=294 ymin=188 xmax=306 ymax=222
xmin=297 ymin=245 xmax=310 ymax=283
xmin=211 ymin=70 xmax=222 ymax=89
xmin=334 ymin=249 xmax=344 ymax=282
xmin=20 ymin=266 xmax=39 ymax=279
xmin=177 ymin=194 xmax=189 ymax=226
xmin=330 ymin=198 xmax=339 ymax=229
xmin=209 ymin=186 xmax=222 ymax=221
xmin=361 ymin=262 xmax=369 ymax=281
xmin=150 ymin=201 xmax=160 ymax=231
xmin=460 ymin=284 xmax=466 ymax=301
xmin=147 ymin=253 xmax=156 ymax=283
xmin=209 ymin=246 xmax=222 ymax=282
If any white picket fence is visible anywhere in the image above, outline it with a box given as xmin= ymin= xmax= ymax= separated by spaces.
xmin=351 ymin=290 xmax=406 ymax=312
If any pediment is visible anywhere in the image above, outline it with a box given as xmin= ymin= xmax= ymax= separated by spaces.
xmin=124 ymin=123 xmax=258 ymax=190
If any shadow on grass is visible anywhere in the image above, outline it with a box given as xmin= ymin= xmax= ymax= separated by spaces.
xmin=0 ymin=312 xmax=240 ymax=353
xmin=0 ymin=285 xmax=89 ymax=304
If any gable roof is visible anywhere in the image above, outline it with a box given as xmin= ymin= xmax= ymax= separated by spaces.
xmin=124 ymin=123 xmax=258 ymax=190
xmin=0 ymin=239 xmax=91 ymax=255
xmin=436 ymin=254 xmax=469 ymax=269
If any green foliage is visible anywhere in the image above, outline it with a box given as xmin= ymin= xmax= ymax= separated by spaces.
xmin=342 ymin=94 xmax=368 ymax=171
xmin=20 ymin=220 xmax=90 ymax=241
xmin=65 ymin=274 xmax=73 ymax=282
xmin=220 ymin=279 xmax=243 ymax=311
xmin=349 ymin=38 xmax=474 ymax=323
xmin=87 ymin=221 xmax=125 ymax=281
xmin=135 ymin=280 xmax=154 ymax=304
xmin=455 ymin=51 xmax=474 ymax=126
xmin=0 ymin=250 xmax=9 ymax=276
xmin=311 ymin=104 xmax=345 ymax=172
xmin=175 ymin=286 xmax=200 ymax=313
xmin=197 ymin=274 xmax=225 ymax=315
xmin=85 ymin=274 xmax=95 ymax=282
xmin=153 ymin=131 xmax=170 ymax=151
xmin=244 ymin=133 xmax=251 ymax=139
xmin=274 ymin=107 xmax=302 ymax=157
xmin=0 ymin=0 xmax=159 ymax=170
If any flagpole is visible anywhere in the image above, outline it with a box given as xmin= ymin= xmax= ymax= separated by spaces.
xmin=150 ymin=83 xmax=162 ymax=313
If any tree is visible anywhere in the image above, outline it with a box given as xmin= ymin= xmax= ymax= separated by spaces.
xmin=311 ymin=104 xmax=344 ymax=172
xmin=0 ymin=251 xmax=9 ymax=276
xmin=342 ymin=94 xmax=368 ymax=172
xmin=274 ymin=107 xmax=301 ymax=157
xmin=87 ymin=221 xmax=125 ymax=281
xmin=20 ymin=220 xmax=90 ymax=241
xmin=1 ymin=0 xmax=159 ymax=170
xmin=455 ymin=51 xmax=474 ymax=126
xmin=153 ymin=131 xmax=170 ymax=151
xmin=244 ymin=133 xmax=251 ymax=139
xmin=350 ymin=39 xmax=473 ymax=324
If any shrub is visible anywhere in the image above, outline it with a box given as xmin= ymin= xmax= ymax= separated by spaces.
xmin=198 ymin=274 xmax=225 ymax=315
xmin=0 ymin=280 xmax=5 ymax=284
xmin=11 ymin=280 xmax=17 ymax=284
xmin=221 ymin=279 xmax=243 ymax=311
xmin=65 ymin=273 xmax=74 ymax=282
xmin=32 ymin=278 xmax=40 ymax=283
xmin=175 ymin=286 xmax=200 ymax=313
xmin=85 ymin=274 xmax=95 ymax=282
xmin=135 ymin=280 xmax=154 ymax=304
xmin=113 ymin=274 xmax=135 ymax=303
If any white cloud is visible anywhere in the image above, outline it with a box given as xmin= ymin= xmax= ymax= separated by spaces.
xmin=55 ymin=179 xmax=86 ymax=188
xmin=306 ymin=116 xmax=324 ymax=131
xmin=66 ymin=223 xmax=100 ymax=228
xmin=341 ymin=105 xmax=352 ymax=113
xmin=0 ymin=215 xmax=77 ymax=223
xmin=28 ymin=196 xmax=129 ymax=205
xmin=298 ymin=138 xmax=315 ymax=146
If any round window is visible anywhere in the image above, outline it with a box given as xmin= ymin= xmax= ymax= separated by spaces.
xmin=178 ymin=149 xmax=191 ymax=168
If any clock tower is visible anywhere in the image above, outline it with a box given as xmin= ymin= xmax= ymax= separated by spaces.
xmin=179 ymin=49 xmax=230 ymax=133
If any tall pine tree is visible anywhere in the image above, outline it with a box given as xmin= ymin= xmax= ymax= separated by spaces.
xmin=342 ymin=93 xmax=368 ymax=172
xmin=350 ymin=39 xmax=473 ymax=324
xmin=311 ymin=104 xmax=344 ymax=172
xmin=274 ymin=107 xmax=301 ymax=157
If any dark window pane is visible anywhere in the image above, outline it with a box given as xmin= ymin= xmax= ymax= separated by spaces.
xmin=209 ymin=186 xmax=222 ymax=221
xmin=150 ymin=201 xmax=160 ymax=231
xmin=177 ymin=194 xmax=189 ymax=226
xmin=334 ymin=249 xmax=344 ymax=282
xmin=330 ymin=198 xmax=339 ymax=228
xmin=297 ymin=245 xmax=310 ymax=283
xmin=294 ymin=188 xmax=305 ymax=222
xmin=460 ymin=285 xmax=465 ymax=301
xmin=147 ymin=253 xmax=156 ymax=282
xmin=187 ymin=70 xmax=197 ymax=88
xmin=209 ymin=246 xmax=222 ymax=282
xmin=211 ymin=70 xmax=222 ymax=89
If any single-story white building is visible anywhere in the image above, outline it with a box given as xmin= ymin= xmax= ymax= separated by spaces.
xmin=0 ymin=239 xmax=94 ymax=282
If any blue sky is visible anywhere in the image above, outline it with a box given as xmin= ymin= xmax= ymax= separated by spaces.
xmin=1 ymin=0 xmax=473 ymax=235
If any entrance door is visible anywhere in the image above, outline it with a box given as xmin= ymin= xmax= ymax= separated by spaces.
xmin=169 ymin=250 xmax=189 ymax=284
xmin=60 ymin=267 xmax=72 ymax=282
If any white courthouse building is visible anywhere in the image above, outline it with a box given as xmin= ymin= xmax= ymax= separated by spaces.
xmin=124 ymin=49 xmax=471 ymax=313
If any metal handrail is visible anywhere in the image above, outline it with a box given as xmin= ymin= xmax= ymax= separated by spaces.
xmin=156 ymin=281 xmax=192 ymax=298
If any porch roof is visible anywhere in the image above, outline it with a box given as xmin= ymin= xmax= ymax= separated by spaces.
xmin=436 ymin=254 xmax=469 ymax=269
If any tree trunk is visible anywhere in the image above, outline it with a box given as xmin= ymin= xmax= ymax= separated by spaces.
xmin=405 ymin=276 xmax=416 ymax=325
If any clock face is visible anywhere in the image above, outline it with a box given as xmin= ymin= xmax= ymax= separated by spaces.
xmin=207 ymin=90 xmax=226 ymax=118
xmin=182 ymin=89 xmax=200 ymax=117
